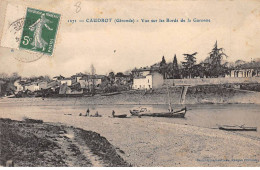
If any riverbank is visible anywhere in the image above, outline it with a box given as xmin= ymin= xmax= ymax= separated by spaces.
xmin=0 ymin=118 xmax=129 ymax=167
xmin=3 ymin=84 xmax=259 ymax=105
xmin=0 ymin=113 xmax=259 ymax=167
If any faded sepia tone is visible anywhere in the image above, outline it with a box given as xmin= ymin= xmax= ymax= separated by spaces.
xmin=0 ymin=0 xmax=260 ymax=167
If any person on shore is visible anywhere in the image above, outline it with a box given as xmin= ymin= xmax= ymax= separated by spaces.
xmin=85 ymin=108 xmax=90 ymax=116
xmin=168 ymin=107 xmax=174 ymax=112
xmin=95 ymin=111 xmax=99 ymax=117
xmin=112 ymin=110 xmax=115 ymax=117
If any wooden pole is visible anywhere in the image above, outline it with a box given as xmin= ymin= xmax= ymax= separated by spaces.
xmin=180 ymin=86 xmax=188 ymax=104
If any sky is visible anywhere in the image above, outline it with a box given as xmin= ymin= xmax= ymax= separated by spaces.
xmin=0 ymin=0 xmax=260 ymax=77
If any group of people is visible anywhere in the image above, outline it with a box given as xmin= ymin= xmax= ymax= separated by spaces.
xmin=79 ymin=108 xmax=101 ymax=117
xmin=79 ymin=109 xmax=117 ymax=117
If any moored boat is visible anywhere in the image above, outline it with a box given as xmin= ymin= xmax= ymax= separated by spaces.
xmin=112 ymin=114 xmax=128 ymax=118
xmin=130 ymin=84 xmax=188 ymax=118
xmin=218 ymin=125 xmax=257 ymax=131
xmin=130 ymin=107 xmax=186 ymax=118
xmin=129 ymin=107 xmax=151 ymax=116
xmin=101 ymin=92 xmax=121 ymax=96
xmin=112 ymin=110 xmax=127 ymax=118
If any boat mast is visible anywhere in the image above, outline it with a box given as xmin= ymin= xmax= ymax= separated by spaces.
xmin=180 ymin=86 xmax=188 ymax=104
xmin=166 ymin=84 xmax=172 ymax=111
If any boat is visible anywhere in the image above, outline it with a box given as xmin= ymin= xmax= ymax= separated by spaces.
xmin=84 ymin=94 xmax=94 ymax=97
xmin=130 ymin=85 xmax=187 ymax=118
xmin=58 ymin=93 xmax=83 ymax=97
xmin=101 ymin=92 xmax=121 ymax=96
xmin=130 ymin=107 xmax=186 ymax=118
xmin=111 ymin=110 xmax=127 ymax=118
xmin=218 ymin=125 xmax=257 ymax=131
xmin=89 ymin=114 xmax=102 ymax=117
xmin=112 ymin=114 xmax=128 ymax=118
xmin=129 ymin=107 xmax=151 ymax=116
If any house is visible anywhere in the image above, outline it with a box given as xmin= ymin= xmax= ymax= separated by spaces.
xmin=230 ymin=69 xmax=254 ymax=78
xmin=71 ymin=72 xmax=86 ymax=83
xmin=79 ymin=76 xmax=91 ymax=89
xmin=79 ymin=75 xmax=104 ymax=89
xmin=132 ymin=73 xmax=163 ymax=90
xmin=132 ymin=67 xmax=153 ymax=78
xmin=52 ymin=75 xmax=65 ymax=81
xmin=59 ymin=83 xmax=83 ymax=95
xmin=60 ymin=78 xmax=73 ymax=86
xmin=230 ymin=62 xmax=260 ymax=78
xmin=39 ymin=81 xmax=48 ymax=90
xmin=47 ymin=80 xmax=58 ymax=88
xmin=45 ymin=80 xmax=60 ymax=92
xmin=14 ymin=80 xmax=25 ymax=92
xmin=132 ymin=66 xmax=160 ymax=77
xmin=24 ymin=82 xmax=40 ymax=92
xmin=115 ymin=73 xmax=131 ymax=85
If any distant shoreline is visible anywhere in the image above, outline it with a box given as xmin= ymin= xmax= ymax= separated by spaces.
xmin=3 ymin=84 xmax=260 ymax=105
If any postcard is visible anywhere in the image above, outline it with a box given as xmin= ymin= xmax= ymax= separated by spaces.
xmin=0 ymin=0 xmax=259 ymax=167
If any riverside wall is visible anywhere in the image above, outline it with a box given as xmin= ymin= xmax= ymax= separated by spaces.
xmin=164 ymin=77 xmax=260 ymax=86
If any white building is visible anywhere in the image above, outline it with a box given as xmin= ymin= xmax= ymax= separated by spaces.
xmin=14 ymin=80 xmax=24 ymax=92
xmin=72 ymin=73 xmax=86 ymax=82
xmin=133 ymin=73 xmax=163 ymax=90
xmin=230 ymin=69 xmax=254 ymax=78
xmin=24 ymin=82 xmax=40 ymax=92
xmin=132 ymin=67 xmax=158 ymax=77
xmin=79 ymin=75 xmax=104 ymax=89
xmin=60 ymin=78 xmax=72 ymax=86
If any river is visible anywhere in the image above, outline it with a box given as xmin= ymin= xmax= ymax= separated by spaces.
xmin=1 ymin=97 xmax=260 ymax=166
xmin=1 ymin=97 xmax=259 ymax=138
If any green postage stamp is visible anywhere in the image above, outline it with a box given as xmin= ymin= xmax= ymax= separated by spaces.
xmin=19 ymin=8 xmax=60 ymax=55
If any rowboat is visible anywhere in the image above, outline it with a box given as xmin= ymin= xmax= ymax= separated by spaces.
xmin=112 ymin=114 xmax=128 ymax=118
xmin=130 ymin=107 xmax=186 ymax=118
xmin=218 ymin=125 xmax=257 ymax=131
xmin=89 ymin=114 xmax=102 ymax=117
xmin=101 ymin=92 xmax=121 ymax=96
xmin=130 ymin=84 xmax=188 ymax=118
xmin=129 ymin=107 xmax=151 ymax=116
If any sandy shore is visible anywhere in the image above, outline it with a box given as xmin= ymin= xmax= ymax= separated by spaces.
xmin=1 ymin=112 xmax=259 ymax=167
xmin=0 ymin=118 xmax=129 ymax=167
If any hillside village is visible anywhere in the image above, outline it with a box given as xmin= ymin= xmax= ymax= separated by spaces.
xmin=1 ymin=42 xmax=260 ymax=97
xmin=1 ymin=58 xmax=260 ymax=98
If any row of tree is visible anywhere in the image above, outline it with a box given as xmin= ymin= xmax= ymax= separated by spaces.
xmin=158 ymin=41 xmax=229 ymax=79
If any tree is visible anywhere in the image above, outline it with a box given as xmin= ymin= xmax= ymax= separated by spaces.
xmin=208 ymin=41 xmax=228 ymax=77
xmin=159 ymin=56 xmax=167 ymax=79
xmin=108 ymin=72 xmax=115 ymax=85
xmin=160 ymin=56 xmax=166 ymax=66
xmin=100 ymin=76 xmax=110 ymax=92
xmin=0 ymin=73 xmax=8 ymax=79
xmin=172 ymin=54 xmax=180 ymax=79
xmin=10 ymin=72 xmax=20 ymax=81
xmin=182 ymin=52 xmax=197 ymax=78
